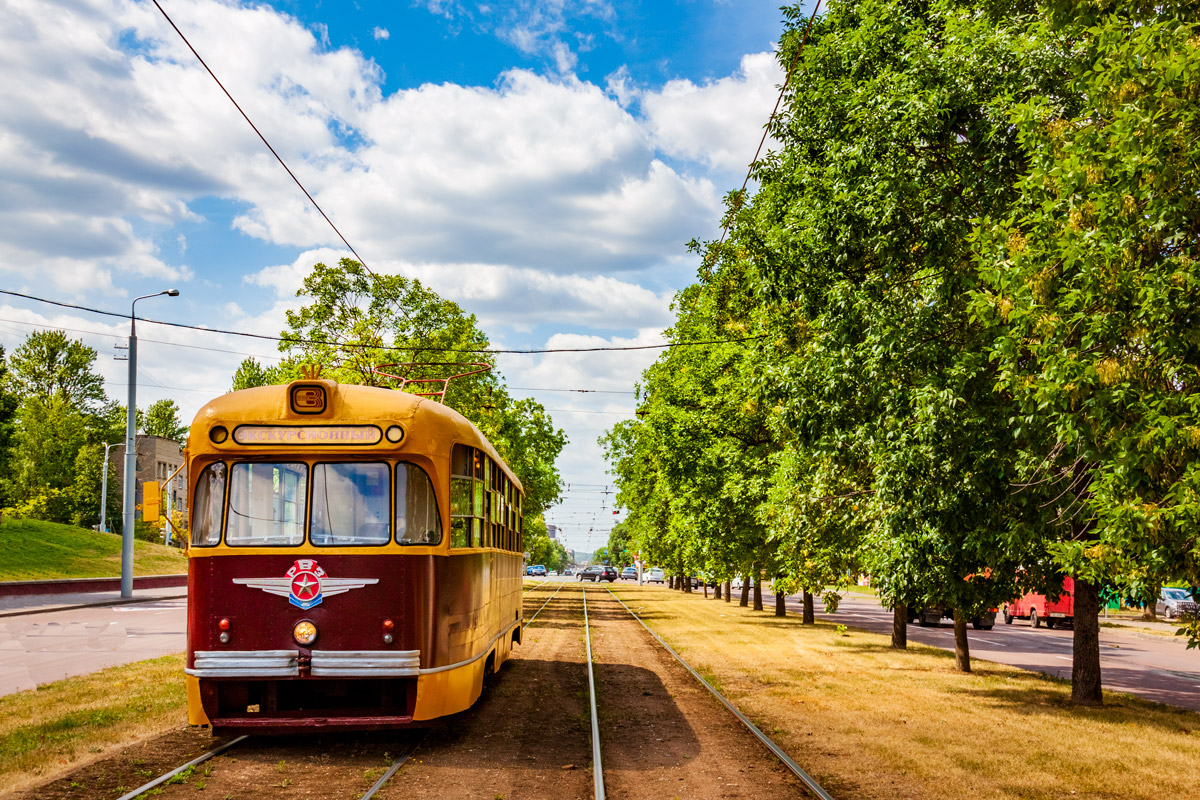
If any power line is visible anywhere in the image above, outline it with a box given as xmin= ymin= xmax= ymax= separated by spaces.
xmin=0 ymin=290 xmax=769 ymax=354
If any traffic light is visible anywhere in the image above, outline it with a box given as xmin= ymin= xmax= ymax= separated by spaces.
xmin=143 ymin=481 xmax=161 ymax=523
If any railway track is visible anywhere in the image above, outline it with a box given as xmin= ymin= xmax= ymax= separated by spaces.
xmin=28 ymin=580 xmax=831 ymax=799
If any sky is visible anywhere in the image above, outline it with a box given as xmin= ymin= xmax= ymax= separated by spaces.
xmin=0 ymin=0 xmax=800 ymax=557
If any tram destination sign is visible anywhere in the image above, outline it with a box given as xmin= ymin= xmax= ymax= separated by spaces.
xmin=232 ymin=425 xmax=383 ymax=446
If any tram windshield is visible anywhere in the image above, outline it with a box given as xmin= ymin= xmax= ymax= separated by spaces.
xmin=311 ymin=463 xmax=390 ymax=546
xmin=226 ymin=462 xmax=308 ymax=546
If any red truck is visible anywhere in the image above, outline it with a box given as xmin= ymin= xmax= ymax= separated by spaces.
xmin=1004 ymin=576 xmax=1075 ymax=628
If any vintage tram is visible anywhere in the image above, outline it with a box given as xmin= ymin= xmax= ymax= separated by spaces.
xmin=183 ymin=373 xmax=525 ymax=733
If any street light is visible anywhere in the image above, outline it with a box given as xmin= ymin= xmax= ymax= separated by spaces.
xmin=121 ymin=289 xmax=179 ymax=598
xmin=100 ymin=441 xmax=124 ymax=534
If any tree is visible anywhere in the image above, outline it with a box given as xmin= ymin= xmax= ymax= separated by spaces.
xmin=9 ymin=330 xmax=106 ymax=409
xmin=264 ymin=258 xmax=566 ymax=529
xmin=972 ymin=1 xmax=1200 ymax=688
xmin=143 ymin=399 xmax=188 ymax=440
xmin=5 ymin=395 xmax=88 ymax=521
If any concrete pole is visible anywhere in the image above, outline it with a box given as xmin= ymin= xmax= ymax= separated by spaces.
xmin=121 ymin=290 xmax=178 ymax=598
xmin=120 ymin=329 xmax=138 ymax=598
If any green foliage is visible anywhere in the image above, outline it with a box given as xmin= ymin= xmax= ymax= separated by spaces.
xmin=8 ymin=330 xmax=105 ymax=409
xmin=142 ymin=399 xmax=188 ymax=440
xmin=265 ymin=258 xmax=566 ymax=524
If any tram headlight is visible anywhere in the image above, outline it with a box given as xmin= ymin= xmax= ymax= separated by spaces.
xmin=209 ymin=425 xmax=228 ymax=444
xmin=385 ymin=425 xmax=404 ymax=443
xmin=293 ymin=620 xmax=318 ymax=646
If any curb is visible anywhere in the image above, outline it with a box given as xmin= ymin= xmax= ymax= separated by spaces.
xmin=0 ymin=574 xmax=188 ymax=598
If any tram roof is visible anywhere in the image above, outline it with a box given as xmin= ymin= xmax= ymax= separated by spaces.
xmin=188 ymin=379 xmax=521 ymax=491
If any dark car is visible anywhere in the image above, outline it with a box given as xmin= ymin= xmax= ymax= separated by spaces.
xmin=620 ymin=566 xmax=638 ymax=580
xmin=578 ymin=565 xmax=619 ymax=582
xmin=578 ymin=565 xmax=604 ymax=581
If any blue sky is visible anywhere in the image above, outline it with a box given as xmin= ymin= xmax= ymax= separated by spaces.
xmin=0 ymin=0 xmax=802 ymax=554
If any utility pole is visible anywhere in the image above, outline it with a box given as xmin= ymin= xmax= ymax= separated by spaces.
xmin=121 ymin=290 xmax=178 ymax=598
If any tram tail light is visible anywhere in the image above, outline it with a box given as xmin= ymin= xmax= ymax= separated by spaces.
xmin=383 ymin=619 xmax=394 ymax=644
xmin=217 ymin=617 xmax=231 ymax=643
xmin=218 ymin=618 xmax=231 ymax=630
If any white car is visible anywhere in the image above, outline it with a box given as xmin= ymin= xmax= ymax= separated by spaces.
xmin=644 ymin=567 xmax=665 ymax=583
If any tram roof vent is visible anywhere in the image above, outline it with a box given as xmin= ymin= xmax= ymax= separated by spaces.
xmin=373 ymin=362 xmax=491 ymax=404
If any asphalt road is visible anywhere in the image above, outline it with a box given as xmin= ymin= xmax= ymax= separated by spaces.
xmin=0 ymin=592 xmax=186 ymax=697
xmin=803 ymin=592 xmax=1200 ymax=712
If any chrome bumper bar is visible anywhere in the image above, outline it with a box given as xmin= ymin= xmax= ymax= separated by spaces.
xmin=187 ymin=649 xmax=421 ymax=678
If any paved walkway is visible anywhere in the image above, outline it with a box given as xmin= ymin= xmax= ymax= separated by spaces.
xmin=0 ymin=586 xmax=188 ymax=697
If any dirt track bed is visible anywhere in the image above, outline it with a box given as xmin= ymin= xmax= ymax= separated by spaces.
xmin=10 ymin=583 xmax=817 ymax=799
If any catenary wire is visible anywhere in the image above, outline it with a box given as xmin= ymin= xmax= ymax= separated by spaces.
xmin=0 ymin=289 xmax=768 ymax=354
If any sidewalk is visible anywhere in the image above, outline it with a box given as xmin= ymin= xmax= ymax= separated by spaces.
xmin=0 ymin=584 xmax=188 ymax=618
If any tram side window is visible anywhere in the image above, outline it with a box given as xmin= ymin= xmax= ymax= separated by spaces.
xmin=450 ymin=443 xmax=476 ymax=548
xmin=226 ymin=462 xmax=307 ymax=546
xmin=190 ymin=462 xmax=226 ymax=546
xmin=397 ymin=463 xmax=442 ymax=545
xmin=311 ymin=463 xmax=390 ymax=546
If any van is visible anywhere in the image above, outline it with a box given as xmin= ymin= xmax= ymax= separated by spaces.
xmin=1005 ymin=576 xmax=1075 ymax=628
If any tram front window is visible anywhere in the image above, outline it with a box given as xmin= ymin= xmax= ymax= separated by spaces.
xmin=226 ymin=462 xmax=307 ymax=546
xmin=190 ymin=462 xmax=226 ymax=547
xmin=311 ymin=462 xmax=390 ymax=546
xmin=397 ymin=463 xmax=442 ymax=545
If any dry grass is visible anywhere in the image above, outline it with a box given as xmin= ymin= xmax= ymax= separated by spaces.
xmin=610 ymin=584 xmax=1200 ymax=800
xmin=0 ymin=654 xmax=186 ymax=797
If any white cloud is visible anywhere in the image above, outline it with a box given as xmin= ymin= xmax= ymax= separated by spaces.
xmin=372 ymin=26 xmax=390 ymax=41
xmin=639 ymin=51 xmax=784 ymax=174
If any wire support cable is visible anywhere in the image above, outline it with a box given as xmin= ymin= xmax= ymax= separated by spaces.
xmin=0 ymin=290 xmax=768 ymax=355
xmin=711 ymin=0 xmax=823 ymax=261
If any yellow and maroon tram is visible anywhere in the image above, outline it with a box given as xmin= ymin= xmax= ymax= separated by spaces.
xmin=183 ymin=373 xmax=524 ymax=733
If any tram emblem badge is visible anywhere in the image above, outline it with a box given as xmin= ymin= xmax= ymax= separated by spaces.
xmin=233 ymin=559 xmax=379 ymax=610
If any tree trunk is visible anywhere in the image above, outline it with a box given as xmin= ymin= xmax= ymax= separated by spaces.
xmin=1142 ymin=587 xmax=1159 ymax=621
xmin=892 ymin=603 xmax=908 ymax=649
xmin=802 ymin=590 xmax=815 ymax=625
xmin=724 ymin=581 xmax=731 ymax=603
xmin=683 ymin=574 xmax=692 ymax=593
xmin=714 ymin=582 xmax=722 ymax=600
xmin=668 ymin=575 xmax=674 ymax=590
xmin=752 ymin=566 xmax=763 ymax=611
xmin=1072 ymin=578 xmax=1103 ymax=705
xmin=952 ymin=609 xmax=971 ymax=672
xmin=702 ymin=581 xmax=708 ymax=599
xmin=739 ymin=577 xmax=750 ymax=607
xmin=775 ymin=591 xmax=786 ymax=617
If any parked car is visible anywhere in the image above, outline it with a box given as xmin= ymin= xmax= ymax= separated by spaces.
xmin=620 ymin=566 xmax=638 ymax=580
xmin=909 ymin=604 xmax=997 ymax=630
xmin=1157 ymin=587 xmax=1198 ymax=620
xmin=602 ymin=566 xmax=618 ymax=582
xmin=563 ymin=568 xmax=574 ymax=576
xmin=1005 ymin=576 xmax=1075 ymax=628
xmin=644 ymin=567 xmax=665 ymax=583
xmin=525 ymin=566 xmax=534 ymax=576
xmin=531 ymin=564 xmax=547 ymax=577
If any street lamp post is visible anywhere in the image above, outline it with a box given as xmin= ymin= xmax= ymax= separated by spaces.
xmin=100 ymin=441 xmax=124 ymax=534
xmin=121 ymin=289 xmax=179 ymax=599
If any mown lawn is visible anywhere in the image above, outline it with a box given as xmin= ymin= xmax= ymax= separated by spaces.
xmin=610 ymin=583 xmax=1200 ymax=800
xmin=0 ymin=518 xmax=187 ymax=581
xmin=0 ymin=654 xmax=186 ymax=797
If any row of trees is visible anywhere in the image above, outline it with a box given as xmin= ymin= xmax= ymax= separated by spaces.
xmin=0 ymin=330 xmax=188 ymax=531
xmin=230 ymin=258 xmax=568 ymax=549
xmin=603 ymin=0 xmax=1200 ymax=705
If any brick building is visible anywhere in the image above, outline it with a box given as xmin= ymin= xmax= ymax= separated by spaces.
xmin=108 ymin=435 xmax=187 ymax=520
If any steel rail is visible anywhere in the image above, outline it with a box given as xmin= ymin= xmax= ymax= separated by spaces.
xmin=117 ymin=735 xmax=248 ymax=800
xmin=522 ymin=578 xmax=551 ymax=593
xmin=604 ymin=587 xmax=835 ymax=800
xmin=581 ymin=582 xmax=605 ymax=800
xmin=360 ymin=733 xmax=426 ymax=799
xmin=523 ymin=579 xmax=567 ymax=630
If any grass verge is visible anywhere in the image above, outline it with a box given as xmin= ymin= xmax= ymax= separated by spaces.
xmin=0 ymin=518 xmax=187 ymax=581
xmin=0 ymin=653 xmax=187 ymax=797
xmin=611 ymin=584 xmax=1200 ymax=800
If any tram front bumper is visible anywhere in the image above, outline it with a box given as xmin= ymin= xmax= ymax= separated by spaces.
xmin=187 ymin=649 xmax=421 ymax=678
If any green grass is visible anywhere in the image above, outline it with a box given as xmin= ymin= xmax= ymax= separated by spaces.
xmin=0 ymin=518 xmax=187 ymax=581
xmin=0 ymin=653 xmax=187 ymax=795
